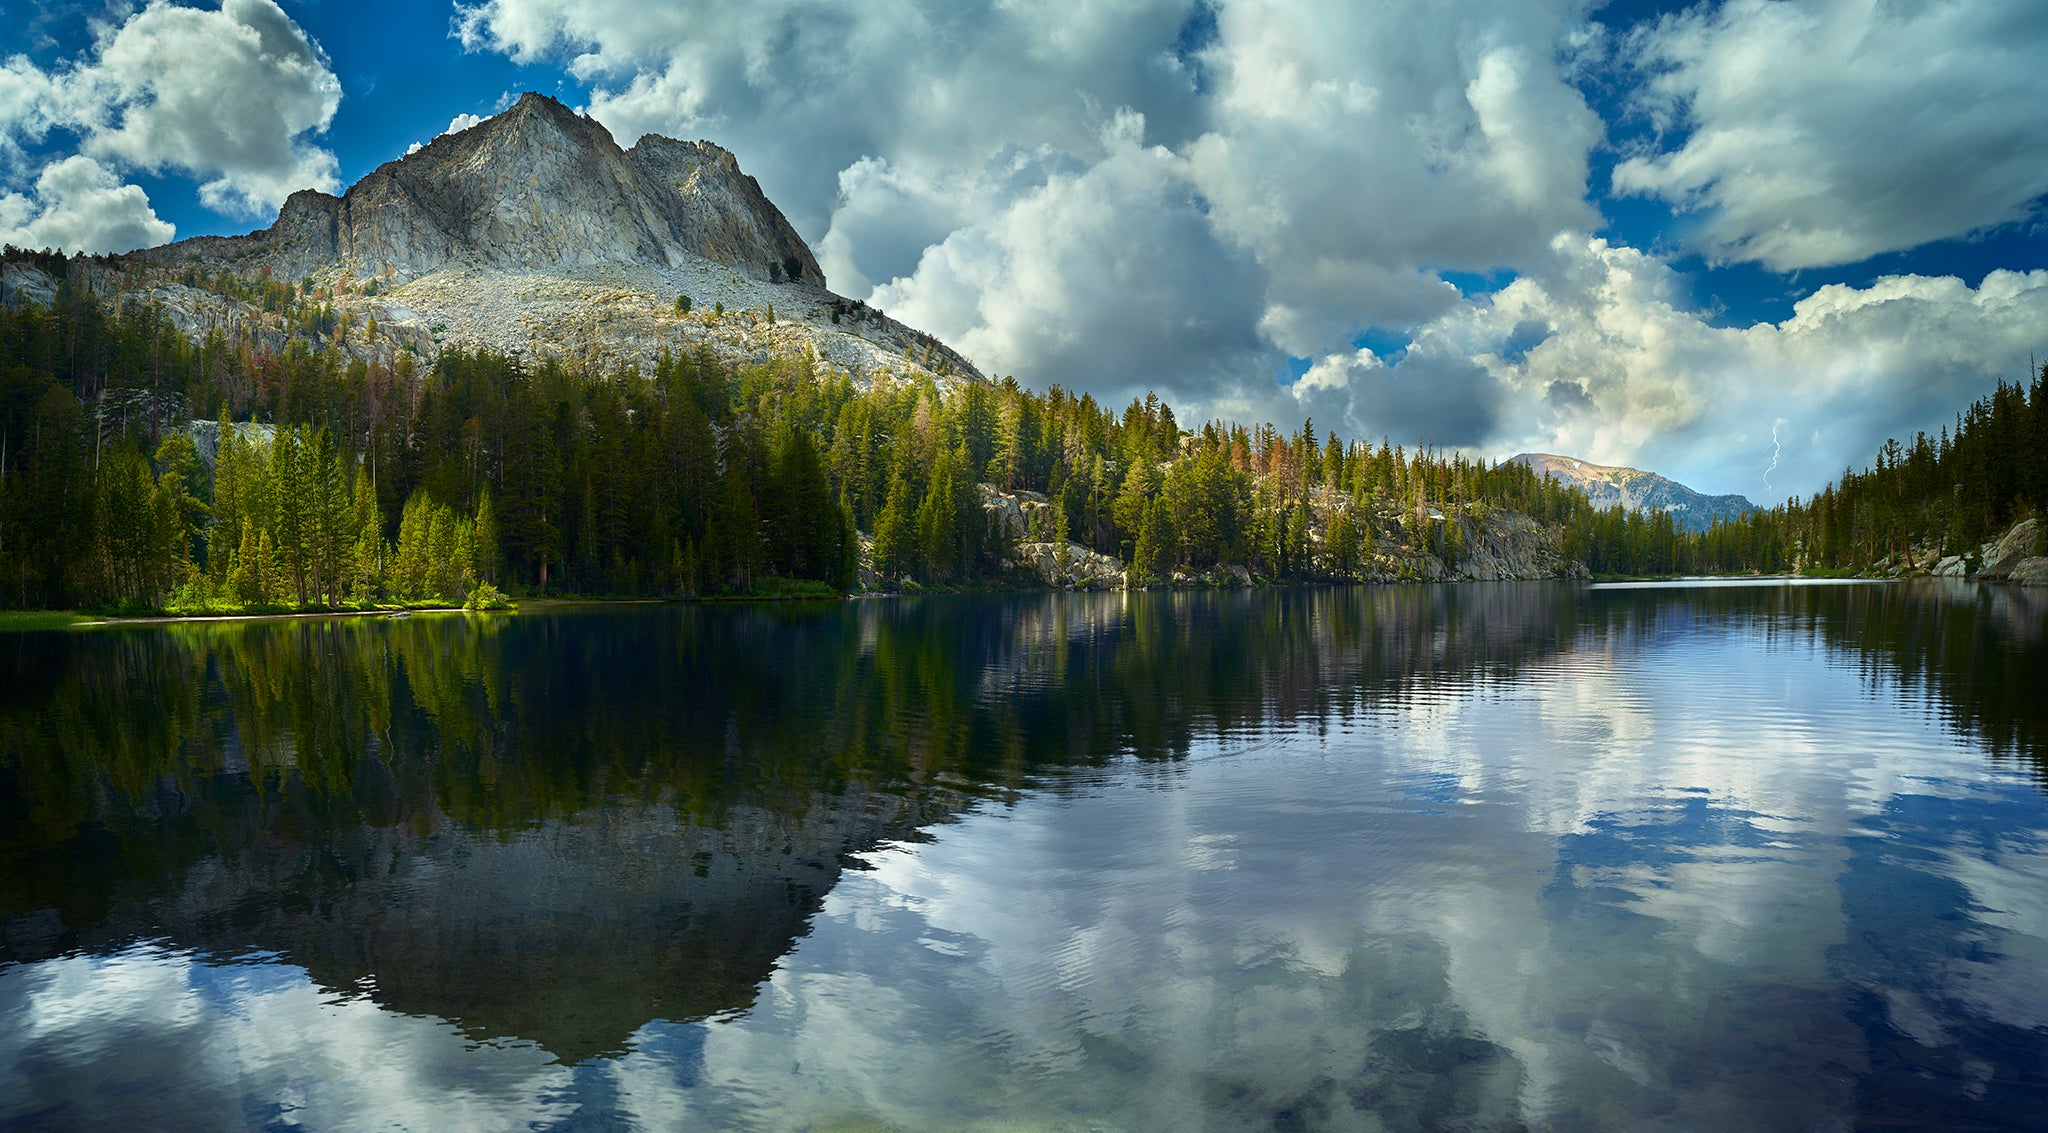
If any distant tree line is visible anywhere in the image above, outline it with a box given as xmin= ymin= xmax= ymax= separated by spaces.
xmin=1785 ymin=371 xmax=2047 ymax=570
xmin=1606 ymin=365 xmax=2047 ymax=576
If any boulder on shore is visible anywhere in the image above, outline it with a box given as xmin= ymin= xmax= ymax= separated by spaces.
xmin=1976 ymin=518 xmax=2042 ymax=583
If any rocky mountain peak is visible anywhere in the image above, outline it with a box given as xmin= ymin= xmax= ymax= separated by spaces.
xmin=1509 ymin=452 xmax=1756 ymax=533
xmin=139 ymin=92 xmax=820 ymax=288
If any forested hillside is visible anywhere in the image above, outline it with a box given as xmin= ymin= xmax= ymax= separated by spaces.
xmin=2 ymin=279 xmax=1599 ymax=612
xmin=5 ymin=273 xmax=2040 ymax=613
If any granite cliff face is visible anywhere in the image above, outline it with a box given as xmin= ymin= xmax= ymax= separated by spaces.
xmin=1510 ymin=452 xmax=1755 ymax=533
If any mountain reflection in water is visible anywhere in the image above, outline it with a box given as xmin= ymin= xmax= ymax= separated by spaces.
xmin=1 ymin=581 xmax=2044 ymax=1130
xmin=0 ymin=589 xmax=1582 ymax=1058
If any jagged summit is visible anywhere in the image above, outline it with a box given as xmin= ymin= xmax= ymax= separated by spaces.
xmin=1510 ymin=452 xmax=1756 ymax=533
xmin=140 ymin=92 xmax=820 ymax=287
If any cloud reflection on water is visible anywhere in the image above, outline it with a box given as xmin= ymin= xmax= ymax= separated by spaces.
xmin=0 ymin=944 xmax=573 ymax=1132
xmin=636 ymin=596 xmax=2047 ymax=1130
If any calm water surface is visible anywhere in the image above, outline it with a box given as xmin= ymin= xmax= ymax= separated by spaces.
xmin=2 ymin=582 xmax=2046 ymax=1131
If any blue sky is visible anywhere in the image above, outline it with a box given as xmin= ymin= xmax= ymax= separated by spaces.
xmin=4 ymin=0 xmax=2047 ymax=500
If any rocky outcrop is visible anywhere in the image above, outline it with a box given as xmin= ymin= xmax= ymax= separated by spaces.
xmin=182 ymin=419 xmax=276 ymax=467
xmin=1014 ymin=541 xmax=1127 ymax=589
xmin=980 ymin=484 xmax=1062 ymax=545
xmin=1927 ymin=518 xmax=2046 ymax=585
xmin=1976 ymin=518 xmax=2046 ymax=586
xmin=1511 ymin=452 xmax=1755 ymax=533
xmin=0 ymin=260 xmax=58 ymax=308
xmin=1300 ymin=492 xmax=1579 ymax=583
xmin=977 ymin=486 xmax=1124 ymax=588
xmin=1443 ymin=509 xmax=1577 ymax=581
xmin=1168 ymin=562 xmax=1255 ymax=588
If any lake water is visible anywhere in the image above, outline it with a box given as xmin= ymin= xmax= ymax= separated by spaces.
xmin=2 ymin=582 xmax=2045 ymax=1131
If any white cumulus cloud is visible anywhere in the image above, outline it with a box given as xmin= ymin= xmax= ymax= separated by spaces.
xmin=4 ymin=0 xmax=340 ymax=238
xmin=1186 ymin=0 xmax=1604 ymax=356
xmin=872 ymin=109 xmax=1270 ymax=414
xmin=0 ymin=155 xmax=174 ymax=254
xmin=408 ymin=111 xmax=492 ymax=156
xmin=1321 ymin=234 xmax=2048 ymax=501
xmin=0 ymin=57 xmax=60 ymax=168
xmin=70 ymin=0 xmax=342 ymax=216
xmin=1614 ymin=0 xmax=2048 ymax=270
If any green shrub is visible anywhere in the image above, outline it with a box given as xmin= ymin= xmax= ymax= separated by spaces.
xmin=464 ymin=581 xmax=514 ymax=611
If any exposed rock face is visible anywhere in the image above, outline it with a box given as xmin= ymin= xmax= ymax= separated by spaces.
xmin=1511 ymin=452 xmax=1755 ymax=533
xmin=183 ymin=419 xmax=276 ymax=467
xmin=1450 ymin=510 xmax=1582 ymax=581
xmin=136 ymin=93 xmax=819 ymax=287
xmin=981 ymin=484 xmax=1062 ymax=544
xmin=977 ymin=485 xmax=1125 ymax=589
xmin=0 ymin=261 xmax=58 ymax=307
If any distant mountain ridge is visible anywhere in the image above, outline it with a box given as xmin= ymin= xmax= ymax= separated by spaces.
xmin=1509 ymin=453 xmax=1755 ymax=532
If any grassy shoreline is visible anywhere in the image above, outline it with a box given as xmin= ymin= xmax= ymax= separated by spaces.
xmin=0 ymin=611 xmax=97 ymax=630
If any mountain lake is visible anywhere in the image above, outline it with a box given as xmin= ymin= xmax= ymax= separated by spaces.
xmin=2 ymin=581 xmax=2045 ymax=1131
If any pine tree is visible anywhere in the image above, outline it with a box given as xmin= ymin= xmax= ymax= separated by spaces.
xmin=306 ymin=427 xmax=345 ymax=605
xmin=1325 ymin=507 xmax=1358 ymax=579
xmin=208 ymin=411 xmax=244 ymax=588
xmin=703 ymin=463 xmax=761 ymax=593
xmin=230 ymin=518 xmax=259 ymax=604
xmin=872 ymin=471 xmax=917 ymax=580
xmin=1112 ymin=459 xmax=1158 ymax=558
xmin=1132 ymin=497 xmax=1173 ymax=585
xmin=472 ymin=486 xmax=499 ymax=585
xmin=252 ymin=527 xmax=280 ymax=605
xmin=392 ymin=492 xmax=431 ymax=600
xmin=987 ymin=400 xmax=1022 ymax=488
xmin=152 ymin=432 xmax=208 ymax=573
xmin=349 ymin=465 xmax=384 ymax=602
xmin=270 ymin=426 xmax=310 ymax=605
xmin=915 ymin=447 xmax=962 ymax=580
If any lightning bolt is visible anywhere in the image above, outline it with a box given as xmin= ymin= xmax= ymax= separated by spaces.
xmin=1763 ymin=418 xmax=1785 ymax=497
